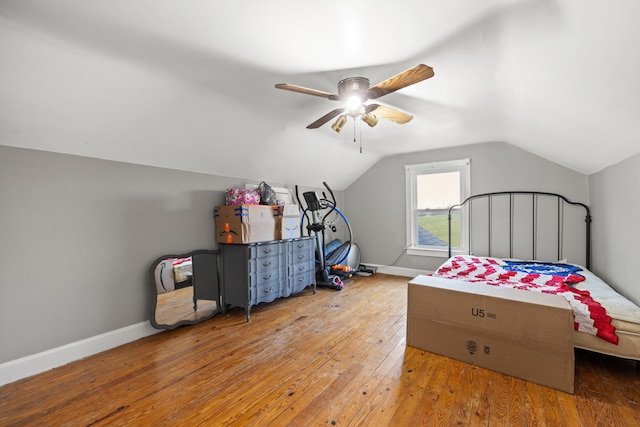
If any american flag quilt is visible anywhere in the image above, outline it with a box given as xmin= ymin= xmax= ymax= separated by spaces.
xmin=433 ymin=255 xmax=618 ymax=345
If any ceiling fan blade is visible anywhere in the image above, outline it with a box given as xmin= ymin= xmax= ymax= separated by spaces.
xmin=307 ymin=108 xmax=345 ymax=129
xmin=365 ymin=104 xmax=413 ymax=124
xmin=275 ymin=83 xmax=339 ymax=100
xmin=367 ymin=64 xmax=434 ymax=100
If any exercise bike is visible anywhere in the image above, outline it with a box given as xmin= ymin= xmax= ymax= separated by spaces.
xmin=295 ymin=182 xmax=356 ymax=290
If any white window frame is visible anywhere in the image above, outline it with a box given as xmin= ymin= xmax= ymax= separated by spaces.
xmin=405 ymin=158 xmax=470 ymax=257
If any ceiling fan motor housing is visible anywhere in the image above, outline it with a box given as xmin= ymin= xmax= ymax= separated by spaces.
xmin=338 ymin=76 xmax=370 ymax=116
xmin=337 ymin=77 xmax=370 ymax=100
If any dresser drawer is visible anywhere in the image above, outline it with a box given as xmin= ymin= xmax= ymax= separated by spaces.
xmin=254 ymin=254 xmax=282 ymax=273
xmin=254 ymin=269 xmax=280 ymax=285
xmin=254 ymin=281 xmax=281 ymax=304
xmin=253 ymin=242 xmax=282 ymax=259
xmin=251 ymin=264 xmax=283 ymax=288
xmin=290 ymin=261 xmax=313 ymax=276
xmin=291 ymin=238 xmax=313 ymax=252
xmin=291 ymin=249 xmax=312 ymax=265
xmin=290 ymin=270 xmax=315 ymax=294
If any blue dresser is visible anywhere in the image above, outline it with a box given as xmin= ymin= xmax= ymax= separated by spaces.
xmin=221 ymin=237 xmax=316 ymax=321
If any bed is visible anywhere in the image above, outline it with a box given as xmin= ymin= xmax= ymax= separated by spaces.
xmin=428 ymin=191 xmax=640 ymax=364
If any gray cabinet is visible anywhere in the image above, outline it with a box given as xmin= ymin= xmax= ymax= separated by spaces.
xmin=221 ymin=237 xmax=316 ymax=321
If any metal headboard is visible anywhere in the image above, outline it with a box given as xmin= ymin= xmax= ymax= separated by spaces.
xmin=447 ymin=191 xmax=592 ymax=269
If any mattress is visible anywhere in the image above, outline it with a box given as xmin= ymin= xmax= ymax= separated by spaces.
xmin=432 ymin=255 xmax=640 ymax=361
xmin=572 ymin=268 xmax=640 ymax=360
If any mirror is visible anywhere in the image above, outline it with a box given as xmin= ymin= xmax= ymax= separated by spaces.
xmin=149 ymin=249 xmax=221 ymax=330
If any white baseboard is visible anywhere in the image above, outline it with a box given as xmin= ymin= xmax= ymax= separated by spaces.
xmin=0 ymin=321 xmax=160 ymax=387
xmin=363 ymin=263 xmax=432 ymax=278
xmin=0 ymin=267 xmax=430 ymax=387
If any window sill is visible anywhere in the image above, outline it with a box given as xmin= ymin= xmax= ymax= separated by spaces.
xmin=406 ymin=246 xmax=466 ymax=258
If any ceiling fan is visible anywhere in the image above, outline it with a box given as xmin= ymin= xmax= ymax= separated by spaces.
xmin=275 ymin=64 xmax=434 ymax=133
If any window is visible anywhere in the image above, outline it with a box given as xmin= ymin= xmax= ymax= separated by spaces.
xmin=405 ymin=159 xmax=470 ymax=256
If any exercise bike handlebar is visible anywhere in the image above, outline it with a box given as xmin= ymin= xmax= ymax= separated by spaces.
xmin=321 ymin=182 xmax=337 ymax=221
xmin=322 ymin=181 xmax=336 ymax=206
xmin=295 ymin=182 xmax=336 ymax=211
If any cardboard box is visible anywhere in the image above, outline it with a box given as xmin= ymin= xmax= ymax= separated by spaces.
xmin=278 ymin=204 xmax=302 ymax=240
xmin=214 ymin=205 xmax=279 ymax=244
xmin=407 ymin=275 xmax=575 ymax=393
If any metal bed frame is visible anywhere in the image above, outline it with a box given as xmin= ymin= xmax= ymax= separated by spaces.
xmin=447 ymin=191 xmax=592 ymax=269
xmin=448 ymin=191 xmax=640 ymax=372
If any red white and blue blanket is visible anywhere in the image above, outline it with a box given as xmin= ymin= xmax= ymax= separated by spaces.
xmin=433 ymin=255 xmax=618 ymax=345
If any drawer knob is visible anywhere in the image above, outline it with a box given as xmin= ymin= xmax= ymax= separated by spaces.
xmin=263 ymin=274 xmax=272 ymax=280
xmin=264 ymin=287 xmax=273 ymax=294
xmin=263 ymin=261 xmax=272 ymax=267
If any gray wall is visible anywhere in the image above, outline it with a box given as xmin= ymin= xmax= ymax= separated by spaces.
xmin=343 ymin=142 xmax=590 ymax=272
xmin=0 ymin=145 xmax=327 ymax=363
xmin=589 ymin=152 xmax=640 ymax=306
xmin=0 ymin=146 xmax=226 ymax=362
xmin=2 ymin=142 xmax=637 ymax=364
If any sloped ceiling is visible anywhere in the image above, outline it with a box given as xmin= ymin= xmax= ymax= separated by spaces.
xmin=1 ymin=0 xmax=639 ymax=190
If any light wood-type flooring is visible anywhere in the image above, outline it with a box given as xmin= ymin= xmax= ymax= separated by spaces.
xmin=1 ymin=274 xmax=639 ymax=426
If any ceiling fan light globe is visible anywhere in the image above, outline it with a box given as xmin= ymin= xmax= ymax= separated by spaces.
xmin=346 ymin=95 xmax=363 ymax=113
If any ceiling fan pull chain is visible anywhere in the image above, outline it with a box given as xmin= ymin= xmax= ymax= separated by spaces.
xmin=353 ymin=118 xmax=356 ymax=145
xmin=352 ymin=119 xmax=363 ymax=153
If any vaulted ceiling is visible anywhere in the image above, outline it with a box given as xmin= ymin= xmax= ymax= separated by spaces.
xmin=1 ymin=0 xmax=639 ymax=189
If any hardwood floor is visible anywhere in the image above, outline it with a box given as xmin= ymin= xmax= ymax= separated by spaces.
xmin=1 ymin=274 xmax=639 ymax=426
